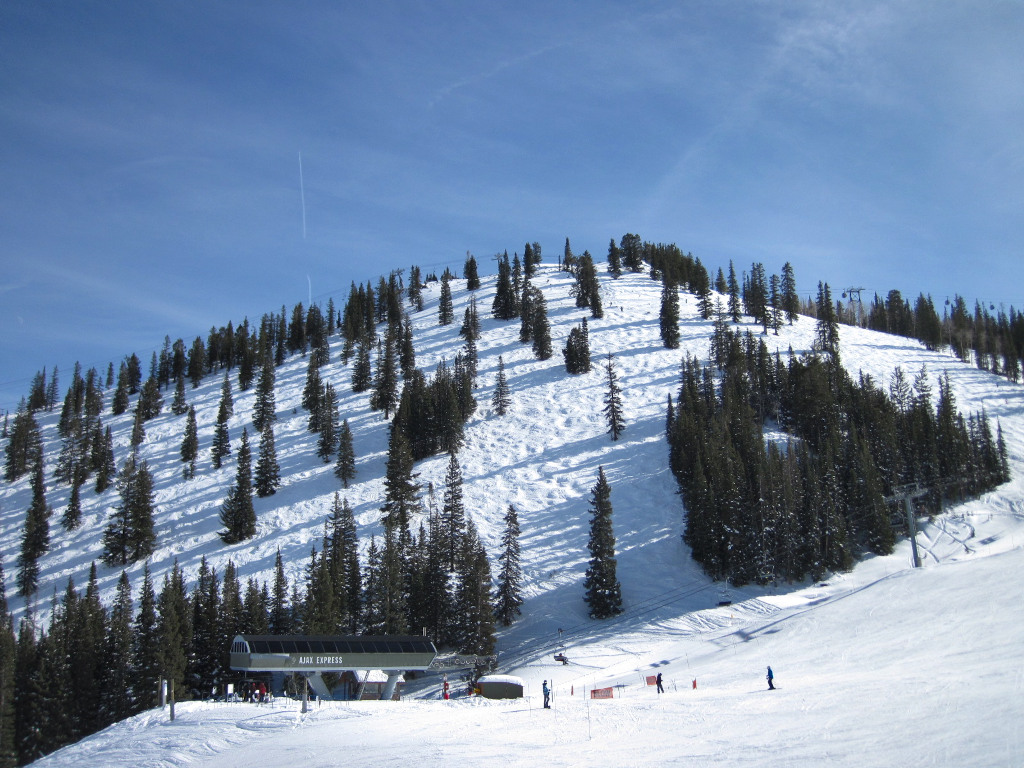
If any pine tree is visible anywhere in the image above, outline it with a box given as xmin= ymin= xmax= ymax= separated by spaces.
xmin=381 ymin=424 xmax=421 ymax=541
xmin=133 ymin=564 xmax=161 ymax=709
xmin=0 ymin=565 xmax=16 ymax=768
xmin=781 ymin=262 xmax=799 ymax=324
xmin=530 ymin=288 xmax=553 ymax=360
xmin=452 ymin=518 xmax=496 ymax=659
xmin=607 ymin=237 xmax=622 ymax=277
xmin=180 ymin=406 xmax=199 ymax=480
xmin=93 ymin=425 xmax=116 ymax=493
xmin=61 ymin=478 xmax=82 ymax=531
xmin=603 ymin=353 xmax=626 ymax=441
xmin=727 ymin=261 xmax=742 ymax=322
xmin=102 ymin=570 xmax=137 ymax=723
xmin=316 ymin=383 xmax=339 ymax=463
xmin=170 ymin=374 xmax=188 ymax=415
xmin=3 ymin=403 xmax=41 ymax=482
xmin=252 ymin=357 xmax=277 ymax=433
xmin=584 ymin=467 xmax=623 ymax=619
xmin=156 ymin=562 xmax=190 ymax=706
xmin=269 ymin=549 xmax=291 ymax=634
xmin=563 ymin=319 xmax=592 ymax=374
xmin=220 ymin=428 xmax=256 ymax=543
xmin=17 ymin=462 xmax=50 ymax=598
xmin=464 ymin=253 xmax=480 ymax=289
xmin=335 ymin=418 xmax=357 ymax=488
xmin=441 ymin=452 xmax=466 ymax=572
xmin=660 ymin=280 xmax=681 ymax=349
xmin=491 ymin=356 xmax=511 ymax=416
xmin=438 ymin=274 xmax=454 ymax=325
xmin=494 ymin=504 xmax=523 ymax=626
xmin=102 ymin=456 xmax=157 ymax=566
xmin=351 ymin=337 xmax=373 ymax=393
xmin=370 ymin=334 xmax=400 ymax=419
xmin=254 ymin=423 xmax=281 ymax=498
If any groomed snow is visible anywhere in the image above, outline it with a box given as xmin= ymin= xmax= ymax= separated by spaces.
xmin=2 ymin=265 xmax=1022 ymax=766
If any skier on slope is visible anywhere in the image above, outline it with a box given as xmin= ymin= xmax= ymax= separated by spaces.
xmin=542 ymin=680 xmax=551 ymax=708
xmin=766 ymin=666 xmax=775 ymax=690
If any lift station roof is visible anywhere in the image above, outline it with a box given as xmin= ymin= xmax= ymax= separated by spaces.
xmin=230 ymin=634 xmax=438 ymax=673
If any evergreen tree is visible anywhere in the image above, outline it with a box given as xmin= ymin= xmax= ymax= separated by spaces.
xmin=438 ymin=274 xmax=455 ymax=325
xmin=133 ymin=564 xmax=161 ymax=709
xmin=220 ymin=428 xmax=256 ymax=543
xmin=102 ymin=570 xmax=137 ymax=723
xmin=452 ymin=518 xmax=496 ymax=659
xmin=660 ymin=280 xmax=681 ymax=349
xmin=620 ymin=233 xmax=643 ymax=272
xmin=815 ymin=282 xmax=841 ymax=361
xmin=441 ymin=452 xmax=466 ymax=572
xmin=370 ymin=333 xmax=400 ymax=419
xmin=351 ymin=337 xmax=373 ymax=393
xmin=252 ymin=357 xmax=277 ymax=433
xmin=129 ymin=406 xmax=145 ymax=452
xmin=491 ymin=252 xmax=518 ymax=320
xmin=530 ymin=287 xmax=553 ymax=360
xmin=4 ymin=404 xmax=41 ymax=483
xmin=269 ymin=549 xmax=291 ymax=634
xmin=180 ymin=406 xmax=199 ymax=480
xmin=170 ymin=373 xmax=188 ymax=415
xmin=491 ymin=356 xmax=511 ymax=416
xmin=156 ymin=562 xmax=190 ymax=706
xmin=781 ymin=261 xmax=799 ymax=324
xmin=603 ymin=353 xmax=626 ymax=441
xmin=335 ymin=418 xmax=357 ymax=487
xmin=381 ymin=424 xmax=421 ymax=541
xmin=61 ymin=478 xmax=82 ymax=531
xmin=0 ymin=565 xmax=16 ymax=768
xmin=563 ymin=319 xmax=592 ymax=374
xmin=316 ymin=383 xmax=339 ymax=463
xmin=254 ymin=423 xmax=281 ymax=498
xmin=136 ymin=376 xmax=163 ymax=421
xmin=494 ymin=504 xmax=523 ymax=626
xmin=727 ymin=261 xmax=742 ymax=322
xmin=607 ymin=237 xmax=622 ymax=277
xmin=93 ymin=423 xmax=116 ymax=493
xmin=584 ymin=467 xmax=623 ymax=618
xmin=17 ymin=462 xmax=50 ymax=598
xmin=102 ymin=456 xmax=157 ymax=566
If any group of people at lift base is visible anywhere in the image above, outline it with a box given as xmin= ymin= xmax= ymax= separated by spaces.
xmin=539 ymin=666 xmax=775 ymax=708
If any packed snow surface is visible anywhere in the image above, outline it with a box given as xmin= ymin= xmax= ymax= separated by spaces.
xmin=3 ymin=266 xmax=1023 ymax=766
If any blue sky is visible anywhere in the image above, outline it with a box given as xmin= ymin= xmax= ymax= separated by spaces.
xmin=1 ymin=1 xmax=1022 ymax=411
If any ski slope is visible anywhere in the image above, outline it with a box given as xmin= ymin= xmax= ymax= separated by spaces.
xmin=2 ymin=264 xmax=1023 ymax=766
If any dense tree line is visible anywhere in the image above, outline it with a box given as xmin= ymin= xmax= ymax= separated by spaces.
xmin=669 ymin=288 xmax=1010 ymax=585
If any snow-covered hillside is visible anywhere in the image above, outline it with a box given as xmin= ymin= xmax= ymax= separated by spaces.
xmin=4 ymin=264 xmax=1024 ymax=766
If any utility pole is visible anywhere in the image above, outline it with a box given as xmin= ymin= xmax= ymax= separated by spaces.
xmin=885 ymin=484 xmax=929 ymax=568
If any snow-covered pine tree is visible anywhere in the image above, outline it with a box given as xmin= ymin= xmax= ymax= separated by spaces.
xmin=335 ymin=418 xmax=357 ymax=488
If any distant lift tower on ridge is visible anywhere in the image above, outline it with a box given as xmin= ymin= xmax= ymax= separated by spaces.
xmin=842 ymin=287 xmax=866 ymax=326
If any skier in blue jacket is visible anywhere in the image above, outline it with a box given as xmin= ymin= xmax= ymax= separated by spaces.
xmin=766 ymin=666 xmax=775 ymax=690
xmin=542 ymin=680 xmax=551 ymax=708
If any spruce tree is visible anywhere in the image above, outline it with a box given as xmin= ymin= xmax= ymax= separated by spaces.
xmin=781 ymin=262 xmax=799 ymax=324
xmin=660 ymin=280 xmax=681 ymax=349
xmin=102 ymin=570 xmax=137 ymax=723
xmin=4 ymin=404 xmax=41 ymax=483
xmin=438 ymin=274 xmax=455 ymax=325
xmin=351 ymin=337 xmax=373 ymax=393
xmin=0 ymin=565 xmax=16 ymax=768
xmin=252 ymin=357 xmax=277 ymax=433
xmin=530 ymin=287 xmax=553 ymax=360
xmin=17 ymin=461 xmax=50 ymax=598
xmin=441 ymin=452 xmax=466 ymax=572
xmin=170 ymin=374 xmax=188 ymax=415
xmin=156 ymin=562 xmax=190 ymax=706
xmin=603 ymin=353 xmax=626 ymax=441
xmin=180 ymin=406 xmax=199 ymax=480
xmin=494 ymin=504 xmax=523 ymax=626
xmin=316 ymin=383 xmax=338 ymax=463
xmin=61 ymin=479 xmax=82 ymax=531
xmin=607 ymin=237 xmax=622 ymax=277
xmin=584 ymin=467 xmax=623 ymax=619
xmin=254 ymin=422 xmax=281 ymax=498
xmin=335 ymin=418 xmax=357 ymax=487
xmin=464 ymin=253 xmax=480 ymax=289
xmin=133 ymin=564 xmax=161 ymax=709
xmin=220 ymin=428 xmax=256 ymax=543
xmin=491 ymin=356 xmax=511 ymax=416
xmin=452 ymin=518 xmax=496 ymax=659
xmin=269 ymin=549 xmax=291 ymax=634
xmin=102 ymin=456 xmax=157 ymax=566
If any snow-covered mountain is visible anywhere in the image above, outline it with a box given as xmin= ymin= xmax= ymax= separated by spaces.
xmin=5 ymin=263 xmax=1024 ymax=767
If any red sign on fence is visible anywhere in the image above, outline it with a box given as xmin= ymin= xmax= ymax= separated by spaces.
xmin=590 ymin=687 xmax=614 ymax=699
xmin=645 ymin=675 xmax=658 ymax=686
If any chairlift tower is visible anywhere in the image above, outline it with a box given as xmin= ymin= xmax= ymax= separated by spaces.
xmin=842 ymin=287 xmax=866 ymax=326
xmin=884 ymin=484 xmax=929 ymax=568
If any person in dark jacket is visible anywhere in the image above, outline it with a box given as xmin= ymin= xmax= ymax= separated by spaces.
xmin=656 ymin=672 xmax=664 ymax=694
xmin=542 ymin=680 xmax=550 ymax=708
xmin=766 ymin=666 xmax=775 ymax=690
